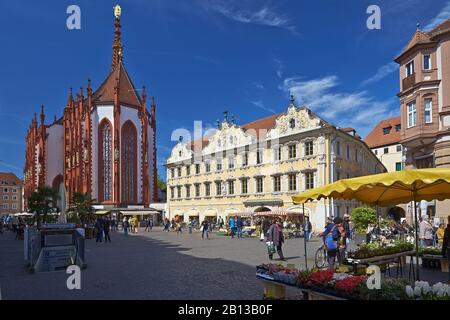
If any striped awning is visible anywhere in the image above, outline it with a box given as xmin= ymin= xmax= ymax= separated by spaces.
xmin=253 ymin=211 xmax=304 ymax=217
xmin=120 ymin=211 xmax=159 ymax=216
xmin=227 ymin=212 xmax=254 ymax=217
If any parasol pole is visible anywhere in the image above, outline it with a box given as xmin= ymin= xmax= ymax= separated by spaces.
xmin=413 ymin=191 xmax=420 ymax=281
xmin=302 ymin=203 xmax=308 ymax=271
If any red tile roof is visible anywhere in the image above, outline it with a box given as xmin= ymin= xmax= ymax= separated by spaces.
xmin=241 ymin=113 xmax=282 ymax=139
xmin=364 ymin=116 xmax=401 ymax=149
xmin=94 ymin=62 xmax=141 ymax=107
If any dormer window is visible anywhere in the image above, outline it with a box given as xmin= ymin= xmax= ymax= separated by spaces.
xmin=383 ymin=127 xmax=391 ymax=135
xmin=290 ymin=118 xmax=296 ymax=129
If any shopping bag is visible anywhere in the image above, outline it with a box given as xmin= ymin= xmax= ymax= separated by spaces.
xmin=260 ymin=233 xmax=265 ymax=241
xmin=266 ymin=241 xmax=276 ymax=255
xmin=200 ymin=226 xmax=204 ymax=232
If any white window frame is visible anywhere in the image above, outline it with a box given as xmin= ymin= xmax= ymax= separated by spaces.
xmin=405 ymin=60 xmax=415 ymax=77
xmin=407 ymin=101 xmax=417 ymax=128
xmin=424 ymin=98 xmax=433 ymax=124
xmin=12 ymin=203 xmax=17 ymax=209
xmin=273 ymin=175 xmax=281 ymax=193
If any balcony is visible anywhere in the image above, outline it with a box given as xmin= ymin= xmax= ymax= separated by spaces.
xmin=402 ymin=73 xmax=416 ymax=91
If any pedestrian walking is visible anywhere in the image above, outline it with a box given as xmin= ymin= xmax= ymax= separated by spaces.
xmin=201 ymin=220 xmax=209 ymax=239
xmin=441 ymin=215 xmax=450 ymax=284
xmin=419 ymin=215 xmax=434 ymax=247
xmin=104 ymin=217 xmax=111 ymax=243
xmin=437 ymin=223 xmax=445 ymax=248
xmin=176 ymin=221 xmax=183 ymax=234
xmin=123 ymin=218 xmax=129 ymax=237
xmin=267 ymin=219 xmax=286 ymax=261
xmin=303 ymin=216 xmax=312 ymax=242
xmin=261 ymin=217 xmax=270 ymax=242
xmin=229 ymin=216 xmax=236 ymax=238
xmin=95 ymin=217 xmax=104 ymax=243
xmin=237 ymin=216 xmax=244 ymax=239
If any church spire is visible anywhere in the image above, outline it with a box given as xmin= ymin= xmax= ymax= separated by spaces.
xmin=111 ymin=4 xmax=123 ymax=71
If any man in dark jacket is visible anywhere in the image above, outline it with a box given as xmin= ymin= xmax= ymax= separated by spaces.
xmin=261 ymin=217 xmax=271 ymax=241
xmin=303 ymin=216 xmax=312 ymax=242
xmin=441 ymin=215 xmax=450 ymax=283
xmin=267 ymin=219 xmax=285 ymax=261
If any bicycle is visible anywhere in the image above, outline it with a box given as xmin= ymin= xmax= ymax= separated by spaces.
xmin=314 ymin=244 xmax=327 ymax=269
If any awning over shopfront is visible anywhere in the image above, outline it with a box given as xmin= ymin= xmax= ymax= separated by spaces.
xmin=242 ymin=199 xmax=283 ymax=207
xmin=119 ymin=211 xmax=159 ymax=216
xmin=95 ymin=210 xmax=111 ymax=215
xmin=253 ymin=211 xmax=303 ymax=217
xmin=227 ymin=212 xmax=254 ymax=217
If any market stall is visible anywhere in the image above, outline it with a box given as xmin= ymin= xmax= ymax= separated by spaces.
xmin=292 ymin=168 xmax=450 ymax=280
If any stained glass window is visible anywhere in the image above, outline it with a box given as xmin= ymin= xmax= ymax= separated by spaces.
xmin=101 ymin=122 xmax=112 ymax=201
xmin=121 ymin=122 xmax=137 ymax=203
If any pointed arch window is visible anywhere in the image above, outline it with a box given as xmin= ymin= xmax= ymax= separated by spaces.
xmin=99 ymin=120 xmax=112 ymax=202
xmin=121 ymin=121 xmax=137 ymax=204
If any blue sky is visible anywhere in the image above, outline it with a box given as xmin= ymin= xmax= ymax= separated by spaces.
xmin=0 ymin=0 xmax=449 ymax=180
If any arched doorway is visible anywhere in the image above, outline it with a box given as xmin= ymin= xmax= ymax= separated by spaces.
xmin=121 ymin=121 xmax=137 ymax=204
xmin=388 ymin=206 xmax=406 ymax=222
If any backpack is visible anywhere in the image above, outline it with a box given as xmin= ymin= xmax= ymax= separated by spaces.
xmin=325 ymin=226 xmax=337 ymax=250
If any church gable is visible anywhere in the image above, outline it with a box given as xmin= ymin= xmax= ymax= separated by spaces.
xmin=266 ymin=105 xmax=325 ymax=140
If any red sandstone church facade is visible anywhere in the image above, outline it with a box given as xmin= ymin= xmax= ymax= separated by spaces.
xmin=23 ymin=7 xmax=157 ymax=209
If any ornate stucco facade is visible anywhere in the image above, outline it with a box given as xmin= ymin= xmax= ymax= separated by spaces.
xmin=166 ymin=100 xmax=386 ymax=231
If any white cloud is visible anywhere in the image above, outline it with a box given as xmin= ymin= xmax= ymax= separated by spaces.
xmin=251 ymin=100 xmax=276 ymax=114
xmin=424 ymin=1 xmax=450 ymax=31
xmin=361 ymin=62 xmax=398 ymax=87
xmin=280 ymin=75 xmax=397 ymax=137
xmin=273 ymin=58 xmax=283 ymax=79
xmin=205 ymin=1 xmax=295 ymax=31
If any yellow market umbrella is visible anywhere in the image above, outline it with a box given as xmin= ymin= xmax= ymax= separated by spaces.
xmin=292 ymin=168 xmax=450 ymax=280
xmin=292 ymin=168 xmax=450 ymax=206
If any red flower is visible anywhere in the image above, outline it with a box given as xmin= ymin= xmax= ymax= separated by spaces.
xmin=335 ymin=276 xmax=367 ymax=294
xmin=309 ymin=269 xmax=335 ymax=287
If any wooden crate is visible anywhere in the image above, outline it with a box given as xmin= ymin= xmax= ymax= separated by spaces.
xmin=441 ymin=258 xmax=449 ymax=273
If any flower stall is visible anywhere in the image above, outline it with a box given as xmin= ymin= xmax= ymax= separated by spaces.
xmin=419 ymin=247 xmax=449 ymax=272
xmin=256 ymin=263 xmax=450 ymax=300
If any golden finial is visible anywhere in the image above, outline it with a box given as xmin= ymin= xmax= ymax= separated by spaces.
xmin=114 ymin=4 xmax=122 ymax=18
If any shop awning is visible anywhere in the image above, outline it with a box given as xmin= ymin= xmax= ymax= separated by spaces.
xmin=227 ymin=212 xmax=254 ymax=217
xmin=120 ymin=211 xmax=159 ymax=216
xmin=253 ymin=211 xmax=304 ymax=217
xmin=95 ymin=211 xmax=110 ymax=215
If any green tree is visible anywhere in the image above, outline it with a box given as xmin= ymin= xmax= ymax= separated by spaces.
xmin=67 ymin=192 xmax=96 ymax=226
xmin=27 ymin=186 xmax=59 ymax=227
xmin=351 ymin=207 xmax=377 ymax=234
xmin=157 ymin=176 xmax=167 ymax=191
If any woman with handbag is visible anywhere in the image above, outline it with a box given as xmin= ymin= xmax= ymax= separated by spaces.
xmin=267 ymin=219 xmax=286 ymax=261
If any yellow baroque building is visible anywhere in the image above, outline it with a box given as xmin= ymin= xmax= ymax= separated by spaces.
xmin=166 ymin=100 xmax=386 ymax=231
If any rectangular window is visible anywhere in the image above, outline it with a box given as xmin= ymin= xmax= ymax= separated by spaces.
xmin=171 ymin=169 xmax=175 ymax=178
xmin=305 ymin=172 xmax=314 ymax=190
xmin=228 ymin=157 xmax=235 ymax=169
xmin=305 ymin=141 xmax=314 ymax=157
xmin=288 ymin=145 xmax=297 ymax=159
xmin=396 ymin=162 xmax=402 ymax=171
xmin=177 ymin=186 xmax=182 ymax=199
xmin=374 ymin=150 xmax=378 ymax=156
xmin=242 ymin=153 xmax=249 ymax=167
xmin=12 ymin=203 xmax=17 ymax=209
xmin=346 ymin=145 xmax=351 ymax=160
xmin=355 ymin=149 xmax=359 ymax=162
xmin=216 ymin=181 xmax=222 ymax=196
xmin=383 ymin=127 xmax=391 ymax=135
xmin=195 ymin=164 xmax=200 ymax=174
xmin=170 ymin=187 xmax=175 ymax=199
xmin=12 ymin=188 xmax=17 ymax=193
xmin=12 ymin=196 xmax=17 ymax=201
xmin=384 ymin=147 xmax=389 ymax=154
xmin=407 ymin=101 xmax=417 ymax=128
xmin=228 ymin=181 xmax=235 ymax=195
xmin=186 ymin=165 xmax=191 ymax=176
xmin=395 ymin=124 xmax=401 ymax=132
xmin=216 ymin=159 xmax=222 ymax=171
xmin=274 ymin=147 xmax=281 ymax=161
xmin=406 ymin=60 xmax=415 ymax=77
xmin=336 ymin=141 xmax=341 ymax=156
xmin=205 ymin=161 xmax=211 ymax=173
xmin=273 ymin=176 xmax=281 ymax=192
xmin=205 ymin=183 xmax=211 ymax=197
xmin=423 ymin=54 xmax=431 ymax=70
xmin=256 ymin=150 xmax=263 ymax=165
xmin=195 ymin=184 xmax=200 ymax=197
xmin=256 ymin=177 xmax=264 ymax=193
xmin=186 ymin=185 xmax=191 ymax=198
xmin=241 ymin=179 xmax=248 ymax=194
xmin=396 ymin=145 xmax=402 ymax=152
xmin=288 ymin=174 xmax=297 ymax=191
xmin=424 ymin=98 xmax=432 ymax=123
xmin=177 ymin=167 xmax=182 ymax=177
xmin=2 ymin=204 xmax=8 ymax=209
xmin=3 ymin=195 xmax=8 ymax=200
